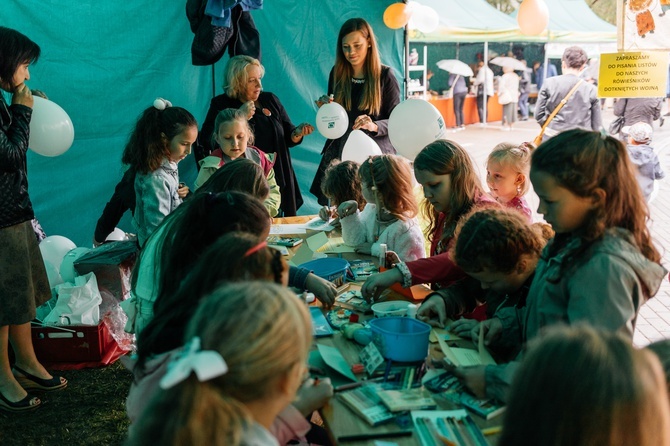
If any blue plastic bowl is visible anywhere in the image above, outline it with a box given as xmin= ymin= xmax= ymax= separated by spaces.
xmin=300 ymin=258 xmax=350 ymax=286
xmin=368 ymin=317 xmax=431 ymax=362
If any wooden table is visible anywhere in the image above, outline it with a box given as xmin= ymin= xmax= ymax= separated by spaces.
xmin=274 ymin=217 xmax=500 ymax=445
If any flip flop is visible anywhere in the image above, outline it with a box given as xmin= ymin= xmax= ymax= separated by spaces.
xmin=12 ymin=366 xmax=68 ymax=392
xmin=0 ymin=392 xmax=41 ymax=413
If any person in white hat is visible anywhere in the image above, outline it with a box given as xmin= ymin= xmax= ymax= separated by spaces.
xmin=623 ymin=122 xmax=665 ymax=202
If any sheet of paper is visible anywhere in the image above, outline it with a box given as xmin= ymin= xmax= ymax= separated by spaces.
xmin=315 ymin=236 xmax=357 ymax=253
xmin=317 ymin=344 xmax=358 ymax=382
xmin=290 ymin=243 xmax=314 ymax=266
xmin=301 ymin=216 xmax=335 ymax=232
xmin=270 ymin=224 xmax=307 ymax=235
xmin=306 ymin=231 xmax=329 ymax=251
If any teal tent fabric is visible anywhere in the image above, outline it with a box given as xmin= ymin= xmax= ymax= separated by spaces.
xmin=1 ymin=1 xmax=403 ymax=246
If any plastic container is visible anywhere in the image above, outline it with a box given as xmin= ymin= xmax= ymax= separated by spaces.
xmin=368 ymin=317 xmax=431 ymax=362
xmin=371 ymin=301 xmax=411 ymax=318
xmin=300 ymin=258 xmax=350 ymax=287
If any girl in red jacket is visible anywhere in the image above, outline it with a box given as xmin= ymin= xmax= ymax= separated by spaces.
xmin=362 ymin=139 xmax=496 ymax=301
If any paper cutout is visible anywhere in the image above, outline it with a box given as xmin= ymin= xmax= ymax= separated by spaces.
xmin=317 ymin=344 xmax=358 ymax=382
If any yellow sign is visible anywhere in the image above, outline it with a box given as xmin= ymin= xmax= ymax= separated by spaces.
xmin=598 ymin=52 xmax=669 ymax=98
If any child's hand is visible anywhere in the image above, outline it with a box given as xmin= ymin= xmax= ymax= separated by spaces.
xmin=240 ymin=101 xmax=256 ymax=120
xmin=416 ymin=294 xmax=447 ymax=328
xmin=386 ymin=250 xmax=401 ymax=266
xmin=337 ymin=200 xmax=358 ymax=219
xmin=449 ymin=318 xmax=479 ymax=339
xmin=450 ymin=365 xmax=487 ymax=399
xmin=354 ymin=242 xmax=373 ymax=255
xmin=314 ymin=95 xmax=333 ymax=108
xmin=293 ymin=377 xmax=334 ymax=416
xmin=361 ymin=268 xmax=402 ymax=302
xmin=177 ymin=183 xmax=189 ymax=198
xmin=305 ymin=273 xmax=336 ymax=308
xmin=319 ymin=206 xmax=334 ymax=221
xmin=473 ymin=318 xmax=503 ymax=346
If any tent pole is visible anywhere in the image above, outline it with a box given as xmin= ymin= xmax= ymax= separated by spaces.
xmin=404 ymin=24 xmax=409 ymax=99
xmin=211 ymin=64 xmax=216 ymax=98
xmin=483 ymin=41 xmax=488 ymax=126
xmin=543 ymin=43 xmax=548 ymax=83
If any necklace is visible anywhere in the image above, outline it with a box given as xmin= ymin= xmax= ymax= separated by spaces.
xmin=351 ymin=77 xmax=366 ymax=84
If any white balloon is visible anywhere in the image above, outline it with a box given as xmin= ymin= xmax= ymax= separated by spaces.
xmin=409 ymin=5 xmax=439 ymax=33
xmin=106 ymin=227 xmax=127 ymax=242
xmin=39 ymin=235 xmax=77 ymax=271
xmin=341 ymin=130 xmax=383 ymax=165
xmin=44 ymin=261 xmax=64 ymax=289
xmin=316 ymin=102 xmax=349 ymax=139
xmin=388 ymin=99 xmax=447 ymax=160
xmin=59 ymin=247 xmax=91 ymax=283
xmin=29 ymin=96 xmax=75 ymax=157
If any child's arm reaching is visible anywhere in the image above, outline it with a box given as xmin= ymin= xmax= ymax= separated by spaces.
xmin=339 ymin=201 xmax=372 ymax=247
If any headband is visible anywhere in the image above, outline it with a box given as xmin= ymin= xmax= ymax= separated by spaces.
xmin=153 ymin=97 xmax=172 ymax=110
xmin=244 ymin=240 xmax=268 ymax=257
xmin=159 ymin=337 xmax=228 ymax=389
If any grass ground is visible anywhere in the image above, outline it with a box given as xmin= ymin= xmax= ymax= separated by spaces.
xmin=0 ymin=361 xmax=132 ymax=446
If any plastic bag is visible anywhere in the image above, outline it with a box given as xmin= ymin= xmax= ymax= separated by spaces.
xmin=43 ymin=272 xmax=102 ymax=326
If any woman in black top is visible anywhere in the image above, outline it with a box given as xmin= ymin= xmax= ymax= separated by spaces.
xmin=310 ymin=18 xmax=400 ymax=205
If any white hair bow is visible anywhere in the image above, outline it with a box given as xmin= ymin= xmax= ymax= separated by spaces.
xmin=153 ymin=97 xmax=172 ymax=110
xmin=159 ymin=337 xmax=228 ymax=389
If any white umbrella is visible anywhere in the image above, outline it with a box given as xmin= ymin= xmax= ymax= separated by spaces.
xmin=436 ymin=59 xmax=474 ymax=77
xmin=489 ymin=56 xmax=527 ymax=71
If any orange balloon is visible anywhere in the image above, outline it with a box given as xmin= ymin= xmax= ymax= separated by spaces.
xmin=518 ymin=0 xmax=549 ymax=35
xmin=384 ymin=3 xmax=411 ymax=29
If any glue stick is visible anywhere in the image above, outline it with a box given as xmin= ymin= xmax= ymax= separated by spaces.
xmin=379 ymin=243 xmax=387 ymax=269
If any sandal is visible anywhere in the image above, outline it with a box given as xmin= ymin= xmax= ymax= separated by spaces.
xmin=0 ymin=391 xmax=41 ymax=413
xmin=12 ymin=366 xmax=68 ymax=392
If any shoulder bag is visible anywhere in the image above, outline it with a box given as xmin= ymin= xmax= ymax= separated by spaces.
xmin=533 ymin=79 xmax=584 ymax=146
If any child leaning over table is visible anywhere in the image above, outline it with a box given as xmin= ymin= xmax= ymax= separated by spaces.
xmin=623 ymin=122 xmax=665 ymax=202
xmin=337 ymin=155 xmax=425 ymax=262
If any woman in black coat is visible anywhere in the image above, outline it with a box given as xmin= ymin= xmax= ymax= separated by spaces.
xmin=197 ymin=55 xmax=313 ymax=217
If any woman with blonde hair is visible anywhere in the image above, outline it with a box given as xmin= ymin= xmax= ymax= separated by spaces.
xmin=126 ymin=282 xmax=312 ymax=446
xmin=500 ymin=325 xmax=670 ymax=446
xmin=197 ymin=55 xmax=313 ymax=216
xmin=310 ymin=17 xmax=400 ymax=205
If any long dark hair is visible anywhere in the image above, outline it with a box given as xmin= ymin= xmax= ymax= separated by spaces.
xmin=0 ymin=27 xmax=40 ymax=91
xmin=121 ymin=105 xmax=197 ymax=174
xmin=533 ymin=129 xmax=660 ymax=264
xmin=130 ymin=191 xmax=270 ymax=338
xmin=414 ymin=140 xmax=487 ymax=242
xmin=333 ymin=18 xmax=382 ymax=115
xmin=135 ymin=232 xmax=284 ymax=373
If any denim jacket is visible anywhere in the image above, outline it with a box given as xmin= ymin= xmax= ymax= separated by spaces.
xmin=133 ymin=158 xmax=182 ymax=247
xmin=485 ymin=228 xmax=667 ymax=403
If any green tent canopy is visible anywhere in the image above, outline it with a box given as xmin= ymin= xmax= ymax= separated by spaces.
xmin=410 ymin=0 xmax=616 ymax=44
